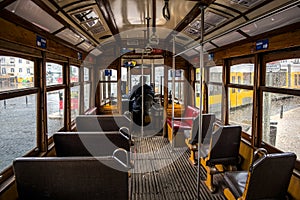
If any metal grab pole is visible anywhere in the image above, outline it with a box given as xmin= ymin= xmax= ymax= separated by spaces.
xmin=197 ymin=5 xmax=205 ymax=200
xmin=141 ymin=53 xmax=144 ymax=137
xmin=171 ymin=35 xmax=176 ymax=149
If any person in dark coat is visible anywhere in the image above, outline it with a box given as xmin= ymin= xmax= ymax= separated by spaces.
xmin=129 ymin=76 xmax=154 ymax=125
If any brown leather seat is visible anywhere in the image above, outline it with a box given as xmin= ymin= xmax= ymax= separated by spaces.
xmin=200 ymin=125 xmax=242 ymax=192
xmin=224 ymin=150 xmax=296 ymax=200
xmin=184 ymin=113 xmax=216 ymax=165
xmin=13 ymin=157 xmax=129 ymax=200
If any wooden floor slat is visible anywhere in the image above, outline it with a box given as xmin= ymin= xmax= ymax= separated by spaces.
xmin=130 ymin=137 xmax=226 ymax=200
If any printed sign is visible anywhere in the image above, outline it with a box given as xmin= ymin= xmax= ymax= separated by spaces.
xmin=105 ymin=69 xmax=112 ymax=76
xmin=36 ymin=35 xmax=47 ymax=49
xmin=256 ymin=39 xmax=269 ymax=51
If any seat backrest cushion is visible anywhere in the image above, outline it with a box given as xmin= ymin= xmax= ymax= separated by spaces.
xmin=246 ymin=152 xmax=296 ymax=200
xmin=184 ymin=106 xmax=200 ymax=127
xmin=208 ymin=125 xmax=241 ymax=166
xmin=76 ymin=115 xmax=131 ymax=132
xmin=13 ymin=157 xmax=128 ymax=200
xmin=54 ymin=132 xmax=130 ymax=157
xmin=189 ymin=113 xmax=215 ymax=144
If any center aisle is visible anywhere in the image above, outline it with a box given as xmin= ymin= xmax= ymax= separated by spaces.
xmin=129 ymin=137 xmax=226 ymax=200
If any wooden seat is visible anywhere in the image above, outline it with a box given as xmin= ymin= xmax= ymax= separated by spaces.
xmin=13 ymin=156 xmax=129 ymax=200
xmin=184 ymin=113 xmax=216 ymax=165
xmin=223 ymin=149 xmax=296 ymax=200
xmin=76 ymin=115 xmax=131 ymax=132
xmin=200 ymin=125 xmax=242 ymax=192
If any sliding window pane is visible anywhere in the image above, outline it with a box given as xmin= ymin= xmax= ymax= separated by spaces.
xmin=263 ymin=92 xmax=300 ymax=158
xmin=70 ymin=65 xmax=79 ymax=83
xmin=46 ymin=62 xmax=63 ymax=85
xmin=0 ymin=56 xmax=34 ymax=91
xmin=71 ymin=86 xmax=80 ymax=120
xmin=230 ymin=64 xmax=254 ymax=85
xmin=266 ymin=59 xmax=300 ymax=89
xmin=228 ymin=88 xmax=253 ymax=134
xmin=208 ymin=84 xmax=222 ymax=120
xmin=47 ymin=90 xmax=64 ymax=137
xmin=0 ymin=95 xmax=36 ymax=171
xmin=84 ymin=83 xmax=90 ymax=111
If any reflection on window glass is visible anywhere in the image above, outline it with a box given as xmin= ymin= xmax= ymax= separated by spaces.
xmin=263 ymin=93 xmax=300 ymax=158
xmin=209 ymin=66 xmax=222 ymax=83
xmin=71 ymin=86 xmax=80 ymax=120
xmin=46 ymin=62 xmax=63 ymax=85
xmin=84 ymin=67 xmax=89 ymax=81
xmin=70 ymin=65 xmax=79 ymax=83
xmin=228 ymin=88 xmax=253 ymax=134
xmin=84 ymin=83 xmax=90 ymax=111
xmin=0 ymin=95 xmax=36 ymax=171
xmin=47 ymin=90 xmax=64 ymax=137
xmin=230 ymin=64 xmax=254 ymax=85
xmin=0 ymin=56 xmax=34 ymax=91
xmin=100 ymin=69 xmax=117 ymax=81
xmin=208 ymin=84 xmax=223 ymax=120
xmin=266 ymin=59 xmax=300 ymax=89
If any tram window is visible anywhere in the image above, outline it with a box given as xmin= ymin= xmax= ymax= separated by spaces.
xmin=47 ymin=90 xmax=64 ymax=137
xmin=0 ymin=95 xmax=36 ymax=172
xmin=230 ymin=64 xmax=254 ymax=85
xmin=155 ymin=66 xmax=164 ymax=95
xmin=208 ymin=84 xmax=223 ymax=120
xmin=84 ymin=67 xmax=90 ymax=81
xmin=70 ymin=65 xmax=79 ymax=83
xmin=84 ymin=83 xmax=90 ymax=111
xmin=84 ymin=68 xmax=91 ymax=111
xmin=0 ymin=56 xmax=34 ymax=92
xmin=99 ymin=82 xmax=118 ymax=105
xmin=168 ymin=69 xmax=184 ymax=104
xmin=262 ymin=93 xmax=300 ymax=158
xmin=228 ymin=88 xmax=253 ymax=134
xmin=209 ymin=66 xmax=222 ymax=83
xmin=70 ymin=86 xmax=80 ymax=121
xmin=266 ymin=59 xmax=299 ymax=89
xmin=46 ymin=62 xmax=63 ymax=85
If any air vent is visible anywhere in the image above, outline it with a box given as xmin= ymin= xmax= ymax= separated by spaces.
xmin=73 ymin=8 xmax=106 ymax=35
xmin=229 ymin=0 xmax=265 ymax=7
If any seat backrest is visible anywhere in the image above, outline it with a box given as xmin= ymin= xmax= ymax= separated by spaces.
xmin=245 ymin=152 xmax=296 ymax=200
xmin=207 ymin=125 xmax=241 ymax=166
xmin=54 ymin=132 xmax=130 ymax=157
xmin=13 ymin=157 xmax=129 ymax=200
xmin=184 ymin=106 xmax=200 ymax=127
xmin=76 ymin=115 xmax=131 ymax=132
xmin=189 ymin=113 xmax=216 ymax=145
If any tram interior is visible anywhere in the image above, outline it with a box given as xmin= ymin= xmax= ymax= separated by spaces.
xmin=1 ymin=0 xmax=300 ymax=199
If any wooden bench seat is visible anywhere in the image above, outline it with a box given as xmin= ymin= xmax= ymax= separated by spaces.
xmin=13 ymin=157 xmax=129 ymax=200
xmin=54 ymin=132 xmax=130 ymax=156
xmin=76 ymin=115 xmax=131 ymax=132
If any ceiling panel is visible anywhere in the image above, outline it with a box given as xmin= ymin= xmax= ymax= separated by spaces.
xmin=240 ymin=6 xmax=300 ymax=36
xmin=6 ymin=0 xmax=64 ymax=33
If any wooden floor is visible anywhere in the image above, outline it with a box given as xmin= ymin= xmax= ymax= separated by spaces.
xmin=129 ymin=137 xmax=226 ymax=200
